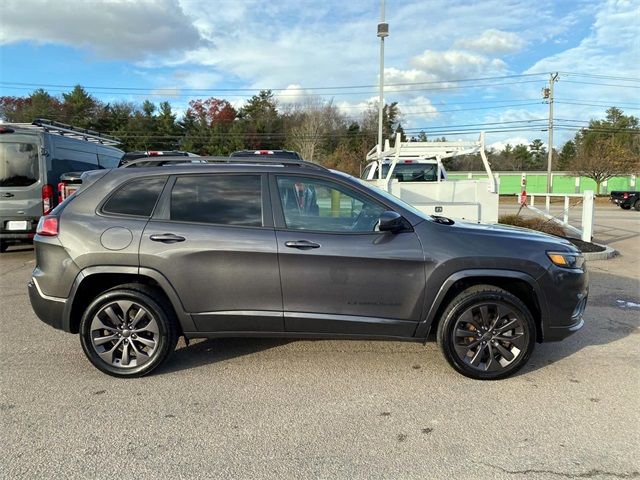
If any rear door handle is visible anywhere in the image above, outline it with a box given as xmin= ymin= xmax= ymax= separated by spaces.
xmin=150 ymin=233 xmax=185 ymax=243
xmin=285 ymin=240 xmax=320 ymax=250
xmin=2 ymin=193 xmax=14 ymax=198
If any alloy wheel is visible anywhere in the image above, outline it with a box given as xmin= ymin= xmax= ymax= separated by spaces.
xmin=89 ymin=300 xmax=160 ymax=369
xmin=452 ymin=302 xmax=528 ymax=373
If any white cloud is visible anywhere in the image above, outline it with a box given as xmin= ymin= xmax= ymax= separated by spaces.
xmin=410 ymin=50 xmax=508 ymax=81
xmin=0 ymin=0 xmax=204 ymax=60
xmin=173 ymin=71 xmax=222 ymax=90
xmin=275 ymin=85 xmax=317 ymax=105
xmin=489 ymin=137 xmax=532 ymax=151
xmin=526 ymin=0 xmax=639 ymax=78
xmin=524 ymin=0 xmax=640 ymax=144
xmin=149 ymin=87 xmax=182 ymax=99
xmin=454 ymin=29 xmax=526 ymax=54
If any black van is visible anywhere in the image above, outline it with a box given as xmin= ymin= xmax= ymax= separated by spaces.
xmin=0 ymin=119 xmax=123 ymax=251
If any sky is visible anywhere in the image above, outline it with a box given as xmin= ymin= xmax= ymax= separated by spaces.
xmin=1 ymin=0 xmax=639 ymax=150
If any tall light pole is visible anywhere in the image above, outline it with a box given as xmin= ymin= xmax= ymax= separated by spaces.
xmin=376 ymin=0 xmax=388 ymax=179
xmin=543 ymin=72 xmax=559 ymax=193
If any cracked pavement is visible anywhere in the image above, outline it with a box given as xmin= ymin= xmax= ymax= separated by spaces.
xmin=1 ymin=203 xmax=638 ymax=479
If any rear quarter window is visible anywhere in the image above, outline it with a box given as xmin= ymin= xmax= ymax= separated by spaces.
xmin=102 ymin=177 xmax=167 ymax=217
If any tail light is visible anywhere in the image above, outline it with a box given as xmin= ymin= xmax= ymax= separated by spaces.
xmin=36 ymin=216 xmax=59 ymax=236
xmin=42 ymin=184 xmax=54 ymax=215
xmin=57 ymin=182 xmax=65 ymax=203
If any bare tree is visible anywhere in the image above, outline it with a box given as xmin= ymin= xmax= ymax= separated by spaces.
xmin=286 ymin=99 xmax=345 ymax=162
xmin=571 ymin=136 xmax=636 ymax=194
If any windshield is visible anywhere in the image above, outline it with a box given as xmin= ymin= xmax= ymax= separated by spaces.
xmin=382 ymin=163 xmax=437 ymax=181
xmin=0 ymin=141 xmax=40 ymax=187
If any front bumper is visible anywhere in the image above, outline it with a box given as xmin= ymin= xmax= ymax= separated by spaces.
xmin=539 ymin=265 xmax=589 ymax=342
xmin=28 ymin=278 xmax=66 ymax=331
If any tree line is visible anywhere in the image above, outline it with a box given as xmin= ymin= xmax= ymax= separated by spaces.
xmin=1 ymin=87 xmax=638 ymax=187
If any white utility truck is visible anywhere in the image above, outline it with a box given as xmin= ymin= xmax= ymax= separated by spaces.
xmin=362 ymin=133 xmax=499 ymax=224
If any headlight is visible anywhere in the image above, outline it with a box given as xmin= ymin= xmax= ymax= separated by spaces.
xmin=547 ymin=251 xmax=585 ymax=269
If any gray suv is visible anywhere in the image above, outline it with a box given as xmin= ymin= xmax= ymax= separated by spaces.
xmin=28 ymin=157 xmax=588 ymax=380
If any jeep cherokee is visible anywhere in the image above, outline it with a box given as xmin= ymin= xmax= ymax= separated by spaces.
xmin=28 ymin=157 xmax=588 ymax=379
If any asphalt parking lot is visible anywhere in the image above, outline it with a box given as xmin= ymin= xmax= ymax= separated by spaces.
xmin=1 ymin=203 xmax=638 ymax=479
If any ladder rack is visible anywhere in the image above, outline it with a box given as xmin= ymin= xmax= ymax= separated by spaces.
xmin=31 ymin=118 xmax=121 ymax=146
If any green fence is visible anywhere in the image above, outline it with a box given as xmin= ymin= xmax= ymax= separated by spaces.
xmin=445 ymin=171 xmax=636 ymax=195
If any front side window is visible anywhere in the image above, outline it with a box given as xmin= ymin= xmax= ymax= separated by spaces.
xmin=276 ymin=176 xmax=386 ymax=232
xmin=102 ymin=177 xmax=167 ymax=217
xmin=0 ymin=141 xmax=39 ymax=187
xmin=170 ymin=175 xmax=262 ymax=227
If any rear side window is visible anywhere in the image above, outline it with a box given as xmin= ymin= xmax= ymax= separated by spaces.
xmin=0 ymin=141 xmax=39 ymax=187
xmin=170 ymin=175 xmax=262 ymax=227
xmin=102 ymin=177 xmax=166 ymax=217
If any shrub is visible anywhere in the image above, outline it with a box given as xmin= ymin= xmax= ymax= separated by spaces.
xmin=498 ymin=214 xmax=566 ymax=237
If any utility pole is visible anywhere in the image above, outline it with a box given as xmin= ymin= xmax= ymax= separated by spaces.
xmin=543 ymin=72 xmax=559 ymax=193
xmin=376 ymin=0 xmax=388 ymax=179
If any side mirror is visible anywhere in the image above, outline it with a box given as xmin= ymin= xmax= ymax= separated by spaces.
xmin=379 ymin=211 xmax=405 ymax=233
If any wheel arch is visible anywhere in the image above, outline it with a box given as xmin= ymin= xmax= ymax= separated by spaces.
xmin=418 ymin=269 xmax=547 ymax=343
xmin=63 ymin=266 xmax=194 ymax=334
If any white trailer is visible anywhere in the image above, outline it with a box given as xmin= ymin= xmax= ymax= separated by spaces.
xmin=362 ymin=133 xmax=499 ymax=224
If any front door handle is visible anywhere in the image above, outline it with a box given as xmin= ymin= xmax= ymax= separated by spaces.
xmin=2 ymin=192 xmax=14 ymax=198
xmin=150 ymin=233 xmax=185 ymax=243
xmin=285 ymin=240 xmax=320 ymax=250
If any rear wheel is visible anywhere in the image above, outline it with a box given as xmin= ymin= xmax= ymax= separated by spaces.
xmin=79 ymin=284 xmax=178 ymax=378
xmin=437 ymin=285 xmax=536 ymax=380
xmin=634 ymin=199 xmax=640 ymax=211
xmin=0 ymin=242 xmax=8 ymax=253
xmin=621 ymin=203 xmax=631 ymax=210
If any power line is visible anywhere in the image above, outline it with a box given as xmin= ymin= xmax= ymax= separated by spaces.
xmin=557 ymin=72 xmax=640 ymax=82
xmin=0 ymin=73 xmax=546 ymax=93
xmin=556 ymin=101 xmax=640 ymax=110
xmin=562 ymin=80 xmax=640 ymax=89
xmin=0 ymin=79 xmax=548 ymax=97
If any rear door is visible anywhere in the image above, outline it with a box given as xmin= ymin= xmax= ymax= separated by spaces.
xmin=0 ymin=131 xmax=44 ymax=233
xmin=271 ymin=173 xmax=426 ymax=336
xmin=139 ymin=173 xmax=283 ymax=333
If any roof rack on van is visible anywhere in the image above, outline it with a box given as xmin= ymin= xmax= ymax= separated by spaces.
xmin=32 ymin=118 xmax=121 ymax=146
xmin=122 ymin=156 xmax=328 ymax=171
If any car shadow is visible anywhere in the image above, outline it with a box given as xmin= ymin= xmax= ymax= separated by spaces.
xmin=154 ymin=269 xmax=638 ymax=378
xmin=2 ymin=244 xmax=34 ymax=254
xmin=155 ymin=337 xmax=293 ymax=375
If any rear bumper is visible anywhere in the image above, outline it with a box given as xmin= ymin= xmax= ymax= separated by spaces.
xmin=1 ymin=217 xmax=38 ymax=243
xmin=28 ymin=278 xmax=66 ymax=331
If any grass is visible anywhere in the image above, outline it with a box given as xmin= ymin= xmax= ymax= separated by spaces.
xmin=498 ymin=214 xmax=566 ymax=237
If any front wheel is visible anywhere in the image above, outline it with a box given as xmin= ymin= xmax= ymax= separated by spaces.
xmin=437 ymin=285 xmax=536 ymax=380
xmin=634 ymin=200 xmax=640 ymax=211
xmin=621 ymin=203 xmax=631 ymax=210
xmin=79 ymin=285 xmax=178 ymax=378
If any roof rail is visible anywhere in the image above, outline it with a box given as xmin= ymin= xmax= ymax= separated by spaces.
xmin=121 ymin=158 xmax=209 ymax=168
xmin=122 ymin=156 xmax=328 ymax=170
xmin=32 ymin=118 xmax=121 ymax=146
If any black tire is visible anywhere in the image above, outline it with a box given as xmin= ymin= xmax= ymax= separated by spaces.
xmin=0 ymin=242 xmax=8 ymax=253
xmin=621 ymin=203 xmax=631 ymax=210
xmin=634 ymin=200 xmax=640 ymax=211
xmin=79 ymin=284 xmax=179 ymax=378
xmin=437 ymin=285 xmax=536 ymax=380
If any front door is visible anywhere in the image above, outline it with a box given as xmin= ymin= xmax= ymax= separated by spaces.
xmin=272 ymin=174 xmax=426 ymax=337
xmin=140 ymin=173 xmax=283 ymax=333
